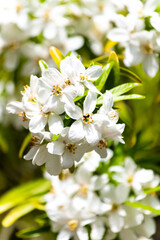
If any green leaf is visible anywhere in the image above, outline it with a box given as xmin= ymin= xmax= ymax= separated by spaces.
xmin=110 ymin=83 xmax=142 ymax=98
xmin=16 ymin=226 xmax=51 ymax=238
xmin=95 ymin=62 xmax=114 ymax=91
xmin=113 ymin=94 xmax=145 ymax=102
xmin=38 ymin=60 xmax=48 ymax=72
xmin=19 ymin=133 xmax=31 ymax=158
xmin=120 ymin=67 xmax=142 ymax=83
xmin=49 ymin=46 xmax=64 ymax=68
xmin=0 ymin=179 xmax=51 ymax=214
xmin=144 ymin=185 xmax=160 ymax=194
xmin=108 ymin=51 xmax=120 ymax=85
xmin=2 ymin=203 xmax=35 ymax=227
xmin=125 ymin=201 xmax=160 ymax=215
xmin=52 ymin=134 xmax=60 ymax=141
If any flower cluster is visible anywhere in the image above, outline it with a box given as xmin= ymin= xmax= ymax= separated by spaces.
xmin=44 ymin=150 xmax=160 ymax=240
xmin=6 ymin=55 xmax=125 ymax=175
xmin=1 ymin=0 xmax=160 ymax=77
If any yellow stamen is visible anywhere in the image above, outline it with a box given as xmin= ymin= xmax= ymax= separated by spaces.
xmin=68 ymin=220 xmax=78 ymax=231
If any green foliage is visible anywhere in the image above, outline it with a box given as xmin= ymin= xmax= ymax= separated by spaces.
xmin=0 ymin=178 xmax=51 ymax=216
xmin=19 ymin=133 xmax=31 ymax=158
xmin=95 ymin=62 xmax=114 ymax=91
xmin=49 ymin=46 xmax=64 ymax=68
xmin=16 ymin=225 xmax=52 ymax=238
xmin=39 ymin=60 xmax=49 ymax=72
xmin=125 ymin=201 xmax=160 ymax=215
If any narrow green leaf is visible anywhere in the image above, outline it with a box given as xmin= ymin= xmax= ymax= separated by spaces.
xmin=113 ymin=94 xmax=145 ymax=102
xmin=49 ymin=46 xmax=64 ymax=68
xmin=95 ymin=62 xmax=114 ymax=91
xmin=126 ymin=201 xmax=160 ymax=215
xmin=0 ymin=179 xmax=51 ymax=214
xmin=108 ymin=51 xmax=120 ymax=84
xmin=16 ymin=226 xmax=51 ymax=238
xmin=2 ymin=203 xmax=35 ymax=227
xmin=97 ymin=93 xmax=145 ymax=105
xmin=144 ymin=185 xmax=160 ymax=194
xmin=19 ymin=133 xmax=31 ymax=158
xmin=52 ymin=134 xmax=60 ymax=141
xmin=120 ymin=67 xmax=142 ymax=83
xmin=38 ymin=60 xmax=48 ymax=72
xmin=110 ymin=83 xmax=142 ymax=98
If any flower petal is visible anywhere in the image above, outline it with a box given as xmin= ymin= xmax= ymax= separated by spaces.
xmin=45 ymin=154 xmax=62 ymax=176
xmin=84 ymin=124 xmax=101 ymax=145
xmin=69 ymin=120 xmax=84 ymax=142
xmin=48 ymin=114 xmax=64 ymax=134
xmin=29 ymin=115 xmax=47 ymax=133
xmin=84 ymin=91 xmax=97 ymax=114
xmin=86 ymin=65 xmax=102 ymax=80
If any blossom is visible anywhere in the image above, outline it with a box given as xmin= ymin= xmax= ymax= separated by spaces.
xmin=60 ymin=55 xmax=102 ymax=96
xmin=65 ymin=91 xmax=106 ymax=145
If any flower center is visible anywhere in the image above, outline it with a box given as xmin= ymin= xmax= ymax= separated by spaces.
xmin=111 ymin=203 xmax=119 ymax=212
xmin=68 ymin=220 xmax=78 ymax=231
xmin=30 ymin=136 xmax=39 ymax=148
xmin=16 ymin=3 xmax=22 ymax=12
xmin=141 ymin=43 xmax=153 ymax=54
xmin=64 ymin=77 xmax=72 ymax=85
xmin=83 ymin=113 xmax=93 ymax=124
xmin=78 ymin=184 xmax=88 ymax=197
xmin=52 ymin=85 xmax=62 ymax=95
xmin=18 ymin=112 xmax=27 ymax=122
xmin=44 ymin=10 xmax=50 ymax=21
xmin=66 ymin=143 xmax=77 ymax=154
xmin=127 ymin=174 xmax=134 ymax=185
xmin=40 ymin=106 xmax=50 ymax=117
xmin=97 ymin=139 xmax=107 ymax=149
xmin=108 ymin=110 xmax=119 ymax=122
xmin=79 ymin=72 xmax=88 ymax=82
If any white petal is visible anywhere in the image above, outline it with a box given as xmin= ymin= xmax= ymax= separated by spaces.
xmin=69 ymin=120 xmax=85 ymax=142
xmin=135 ymin=217 xmax=156 ymax=238
xmin=76 ymin=227 xmax=89 ymax=240
xmin=42 ymin=68 xmax=64 ymax=86
xmin=6 ymin=101 xmax=23 ymax=114
xmin=29 ymin=115 xmax=47 ymax=133
xmin=91 ymin=220 xmax=105 ymax=240
xmin=64 ymin=104 xmax=82 ymax=120
xmin=57 ymin=229 xmax=72 ymax=240
xmin=99 ymin=91 xmax=113 ymax=114
xmin=143 ymin=54 xmax=159 ymax=77
xmin=61 ymin=151 xmax=74 ymax=169
xmin=48 ymin=114 xmax=63 ymax=134
xmin=115 ymin=184 xmax=130 ymax=204
xmin=47 ymin=141 xmax=64 ymax=155
xmin=84 ymin=81 xmax=101 ymax=94
xmin=33 ymin=145 xmax=48 ymax=166
xmin=45 ymin=154 xmax=62 ymax=176
xmin=84 ymin=124 xmax=101 ymax=145
xmin=24 ymin=146 xmax=39 ymax=160
xmin=108 ymin=28 xmax=129 ymax=42
xmin=109 ymin=212 xmax=124 ymax=233
xmin=86 ymin=65 xmax=102 ymax=80
xmin=60 ymin=56 xmax=85 ymax=80
xmin=120 ymin=229 xmax=137 ymax=240
xmin=84 ymin=91 xmax=97 ymax=114
xmin=123 ymin=205 xmax=144 ymax=228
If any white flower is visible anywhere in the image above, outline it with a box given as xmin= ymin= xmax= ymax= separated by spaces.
xmin=65 ymin=91 xmax=105 ymax=145
xmin=100 ymin=183 xmax=130 ymax=233
xmin=24 ymin=132 xmax=62 ymax=176
xmin=38 ymin=68 xmax=76 ymax=114
xmin=47 ymin=128 xmax=91 ymax=170
xmin=6 ymin=100 xmax=29 ymax=129
xmin=124 ymin=30 xmax=160 ymax=77
xmin=60 ymin=55 xmax=102 ymax=96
